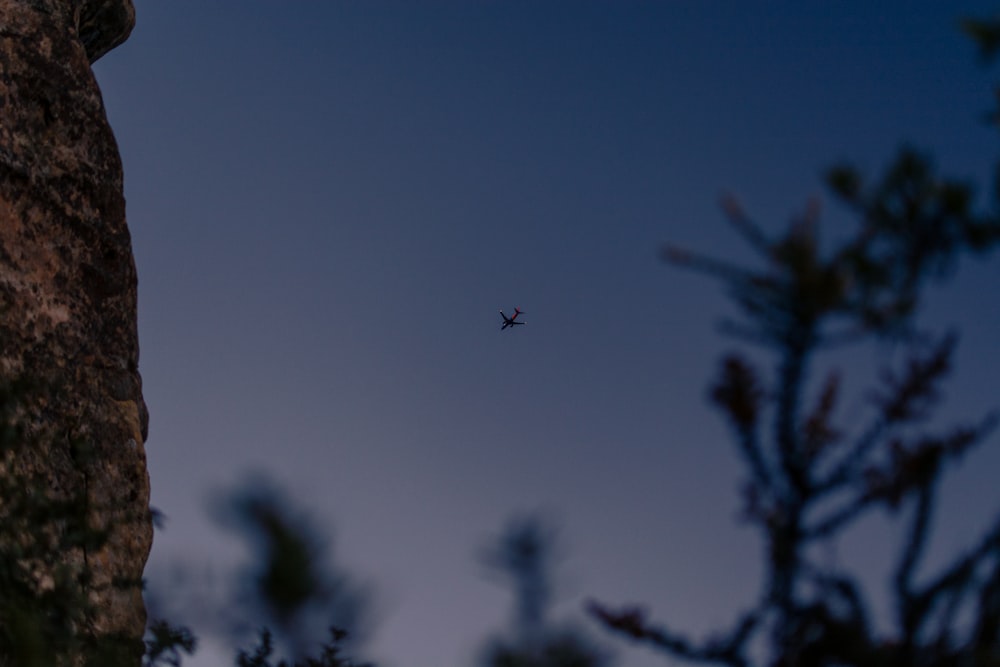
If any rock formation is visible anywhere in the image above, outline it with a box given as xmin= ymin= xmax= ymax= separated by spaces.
xmin=0 ymin=0 xmax=148 ymax=663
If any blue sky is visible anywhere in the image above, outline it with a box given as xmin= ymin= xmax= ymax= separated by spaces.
xmin=94 ymin=3 xmax=1000 ymax=666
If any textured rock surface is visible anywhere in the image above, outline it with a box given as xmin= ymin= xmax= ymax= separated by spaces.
xmin=0 ymin=0 xmax=147 ymax=662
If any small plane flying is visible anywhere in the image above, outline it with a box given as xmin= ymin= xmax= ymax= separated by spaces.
xmin=500 ymin=308 xmax=525 ymax=330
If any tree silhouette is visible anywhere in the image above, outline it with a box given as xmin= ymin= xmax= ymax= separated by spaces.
xmin=589 ymin=18 xmax=1000 ymax=667
xmin=141 ymin=475 xmax=371 ymax=667
xmin=480 ymin=515 xmax=611 ymax=667
xmin=212 ymin=476 xmax=369 ymax=661
xmin=234 ymin=626 xmax=371 ymax=667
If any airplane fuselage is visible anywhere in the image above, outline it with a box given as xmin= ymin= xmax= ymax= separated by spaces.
xmin=500 ymin=308 xmax=524 ymax=330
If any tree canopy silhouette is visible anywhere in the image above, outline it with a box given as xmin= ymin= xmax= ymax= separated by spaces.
xmin=590 ymin=15 xmax=1000 ymax=667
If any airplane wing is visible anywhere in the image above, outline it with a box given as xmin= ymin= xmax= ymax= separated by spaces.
xmin=500 ymin=309 xmax=523 ymax=330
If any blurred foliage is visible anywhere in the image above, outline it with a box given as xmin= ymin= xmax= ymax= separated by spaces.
xmin=590 ymin=14 xmax=1000 ymax=667
xmin=235 ymin=626 xmax=371 ymax=667
xmin=963 ymin=16 xmax=1000 ymax=63
xmin=143 ymin=619 xmax=197 ymax=667
xmin=479 ymin=515 xmax=611 ymax=667
xmin=140 ymin=476 xmax=371 ymax=666
xmin=211 ymin=476 xmax=370 ymax=661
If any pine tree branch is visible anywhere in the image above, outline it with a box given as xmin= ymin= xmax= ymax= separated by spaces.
xmin=587 ymin=600 xmax=761 ymax=667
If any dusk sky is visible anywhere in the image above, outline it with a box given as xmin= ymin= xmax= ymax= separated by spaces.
xmin=92 ymin=3 xmax=1000 ymax=666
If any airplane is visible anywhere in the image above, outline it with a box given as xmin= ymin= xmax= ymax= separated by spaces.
xmin=500 ymin=308 xmax=525 ymax=330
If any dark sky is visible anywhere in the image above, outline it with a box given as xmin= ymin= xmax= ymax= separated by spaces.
xmin=93 ymin=3 xmax=1000 ymax=666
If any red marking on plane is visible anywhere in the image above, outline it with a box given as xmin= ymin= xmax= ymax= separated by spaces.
xmin=500 ymin=308 xmax=525 ymax=330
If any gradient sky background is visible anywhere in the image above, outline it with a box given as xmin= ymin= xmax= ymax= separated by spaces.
xmin=91 ymin=3 xmax=1000 ymax=666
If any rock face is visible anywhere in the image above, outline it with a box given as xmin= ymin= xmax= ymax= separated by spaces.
xmin=0 ymin=0 xmax=148 ymax=662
